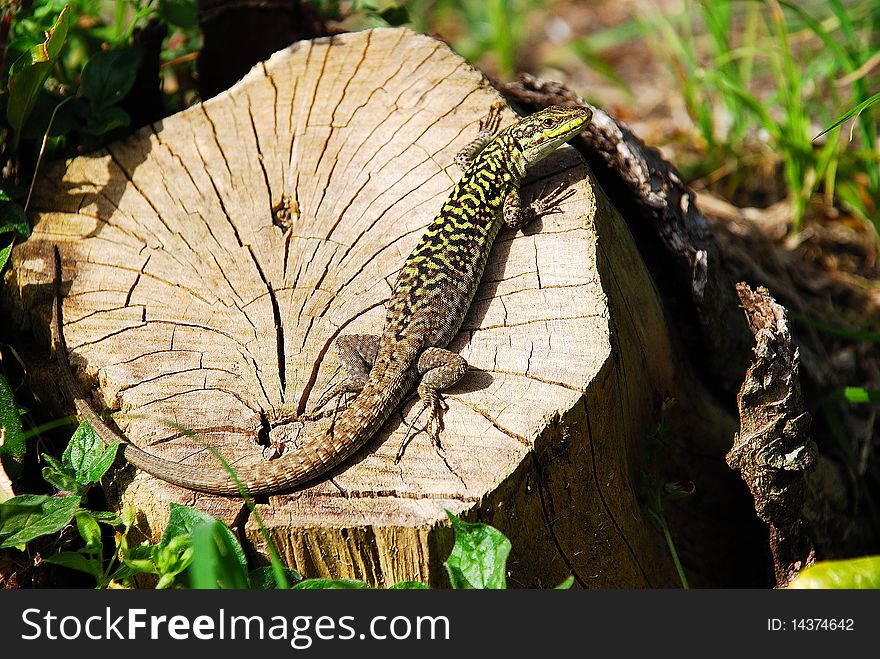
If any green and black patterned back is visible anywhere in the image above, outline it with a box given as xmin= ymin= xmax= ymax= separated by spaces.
xmin=385 ymin=132 xmax=520 ymax=349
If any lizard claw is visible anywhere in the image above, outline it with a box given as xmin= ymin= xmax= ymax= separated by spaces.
xmin=480 ymin=103 xmax=505 ymax=135
xmin=394 ymin=391 xmax=449 ymax=462
xmin=265 ymin=404 xmax=299 ymax=425
xmin=395 ymin=402 xmax=426 ymax=463
xmin=530 ymin=183 xmax=575 ymax=217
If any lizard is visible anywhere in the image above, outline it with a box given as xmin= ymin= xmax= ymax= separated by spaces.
xmin=52 ymin=103 xmax=592 ymax=496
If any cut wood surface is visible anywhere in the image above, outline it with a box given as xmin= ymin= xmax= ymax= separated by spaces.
xmin=5 ymin=28 xmax=717 ymax=587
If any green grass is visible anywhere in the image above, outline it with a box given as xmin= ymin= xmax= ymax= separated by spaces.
xmin=638 ymin=399 xmax=691 ymax=590
xmin=641 ymin=0 xmax=880 ymax=231
xmin=399 ymin=0 xmax=879 ymax=233
xmin=406 ymin=0 xmax=546 ymax=80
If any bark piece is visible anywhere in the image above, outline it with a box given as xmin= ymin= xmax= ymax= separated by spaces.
xmin=6 ymin=28 xmax=743 ymax=587
xmin=727 ymin=283 xmax=817 ymax=587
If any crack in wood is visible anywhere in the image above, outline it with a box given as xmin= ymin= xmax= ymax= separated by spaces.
xmin=312 ymin=31 xmax=372 ymax=215
xmin=258 ymin=61 xmax=279 ymax=136
xmin=474 ymin=313 xmax=601 ymax=331
xmin=447 ymin=397 xmax=530 ymax=447
xmin=530 ymin=451 xmax=587 ymax=588
xmin=433 ymin=442 xmax=467 ymax=490
xmin=105 ymin=147 xmax=178 ymax=242
xmin=243 ymin=93 xmax=275 ymax=225
xmin=244 ymin=244 xmax=286 ymax=395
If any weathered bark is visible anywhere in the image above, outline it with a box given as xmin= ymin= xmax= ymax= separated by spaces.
xmin=727 ymin=284 xmax=816 ymax=587
xmin=4 ymin=28 xmax=756 ymax=587
xmin=500 ymin=75 xmax=773 ymax=586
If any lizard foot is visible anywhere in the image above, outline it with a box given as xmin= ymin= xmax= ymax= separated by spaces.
xmin=529 ymin=180 xmax=576 ymax=217
xmin=394 ymin=391 xmax=450 ymax=463
xmin=454 ymin=102 xmax=506 ymax=171
xmin=265 ymin=404 xmax=299 ymax=426
xmin=301 ymin=333 xmax=379 ymax=422
xmin=395 ymin=347 xmax=466 ymax=462
xmin=300 ymin=386 xmax=357 ymax=423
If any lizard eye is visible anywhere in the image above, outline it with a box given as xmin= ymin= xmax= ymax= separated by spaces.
xmin=543 ymin=118 xmax=555 ymax=128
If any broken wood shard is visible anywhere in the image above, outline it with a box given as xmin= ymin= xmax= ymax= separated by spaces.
xmin=728 ymin=283 xmax=817 ymax=587
xmin=6 ymin=28 xmax=720 ymax=587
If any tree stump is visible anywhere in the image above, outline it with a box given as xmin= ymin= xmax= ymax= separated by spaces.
xmin=4 ymin=28 xmax=728 ymax=587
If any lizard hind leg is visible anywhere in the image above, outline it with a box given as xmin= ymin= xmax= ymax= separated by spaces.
xmin=302 ymin=334 xmax=380 ymax=422
xmin=395 ymin=347 xmax=468 ymax=462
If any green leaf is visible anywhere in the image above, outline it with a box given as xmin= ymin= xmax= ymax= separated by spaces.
xmin=443 ymin=511 xmax=511 ymax=589
xmin=839 ymin=387 xmax=880 ymax=404
xmin=789 ymin=556 xmax=880 ymax=589
xmin=44 ymin=550 xmax=104 ymax=579
xmin=555 ymin=575 xmax=575 ymax=589
xmin=83 ymin=105 xmax=131 ymax=136
xmin=41 ymin=461 xmax=86 ymax=496
xmin=6 ymin=6 xmax=70 ymax=148
xmin=89 ymin=510 xmax=122 ymax=524
xmin=248 ymin=566 xmax=303 ymax=589
xmin=74 ymin=509 xmax=103 ymax=552
xmin=159 ymin=0 xmax=199 ymax=29
xmin=0 ymin=494 xmax=81 ymax=548
xmin=153 ymin=543 xmax=194 ymax=588
xmin=293 ymin=578 xmax=373 ymax=590
xmin=0 ymin=182 xmax=27 ymax=202
xmin=118 ymin=556 xmax=157 ymax=575
xmin=62 ymin=422 xmax=120 ymax=485
xmin=0 ymin=496 xmax=40 ymax=525
xmin=378 ymin=5 xmax=409 ymax=26
xmin=21 ymin=92 xmax=85 ymax=140
xmin=41 ymin=453 xmax=63 ymax=472
xmin=189 ymin=519 xmax=250 ymax=589
xmin=161 ymin=502 xmax=225 ymax=547
xmin=0 ymin=373 xmax=26 ymax=481
xmin=82 ymin=47 xmax=143 ymax=113
xmin=132 ymin=534 xmax=193 ymax=588
xmin=389 ymin=581 xmax=430 ymax=589
xmin=0 ymin=240 xmax=12 ymax=272
xmin=0 ymin=201 xmax=30 ymax=239
xmin=163 ymin=507 xmax=246 ymax=589
xmin=118 ymin=539 xmax=164 ymax=579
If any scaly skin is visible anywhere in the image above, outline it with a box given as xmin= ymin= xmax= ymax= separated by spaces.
xmin=52 ymin=104 xmax=592 ymax=496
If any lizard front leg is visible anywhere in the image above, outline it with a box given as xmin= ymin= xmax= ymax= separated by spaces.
xmin=503 ymin=181 xmax=576 ymax=230
xmin=454 ymin=103 xmax=505 ymax=170
xmin=395 ymin=347 xmax=468 ymax=462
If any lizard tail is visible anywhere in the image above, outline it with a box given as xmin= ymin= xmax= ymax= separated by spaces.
xmin=51 ymin=247 xmax=399 ymax=496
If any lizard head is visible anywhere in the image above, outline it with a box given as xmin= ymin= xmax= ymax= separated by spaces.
xmin=509 ymin=105 xmax=592 ymax=166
